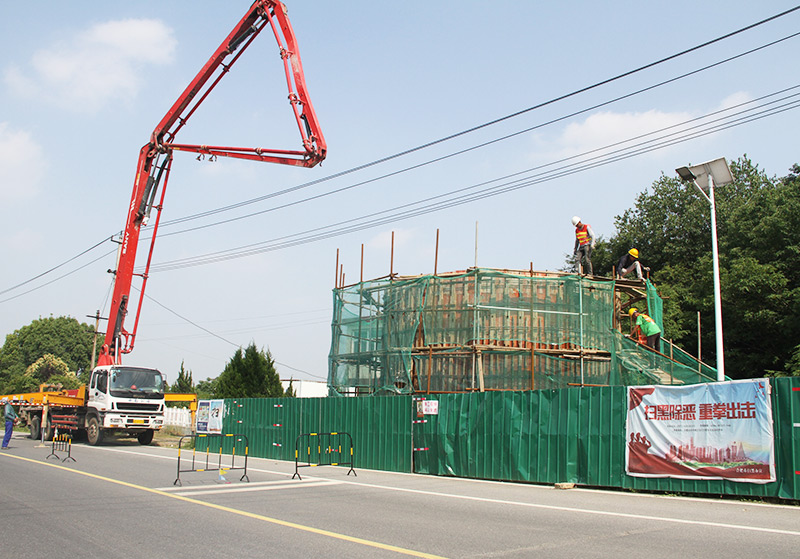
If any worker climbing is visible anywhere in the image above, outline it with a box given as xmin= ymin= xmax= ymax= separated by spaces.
xmin=616 ymin=248 xmax=650 ymax=280
xmin=628 ymin=308 xmax=661 ymax=351
xmin=571 ymin=216 xmax=595 ymax=275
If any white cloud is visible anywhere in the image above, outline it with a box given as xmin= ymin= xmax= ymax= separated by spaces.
xmin=718 ymin=91 xmax=752 ymax=111
xmin=0 ymin=122 xmax=45 ymax=202
xmin=557 ymin=109 xmax=693 ymax=155
xmin=539 ymin=93 xmax=760 ymax=164
xmin=4 ymin=19 xmax=176 ymax=112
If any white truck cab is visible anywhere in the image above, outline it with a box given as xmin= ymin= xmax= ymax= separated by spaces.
xmin=86 ymin=365 xmax=166 ymax=445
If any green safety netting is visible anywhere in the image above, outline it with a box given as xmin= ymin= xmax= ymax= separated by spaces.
xmin=327 ymin=268 xmax=714 ymax=395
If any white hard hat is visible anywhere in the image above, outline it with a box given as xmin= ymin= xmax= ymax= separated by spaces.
xmin=571 ymin=216 xmax=581 ymax=226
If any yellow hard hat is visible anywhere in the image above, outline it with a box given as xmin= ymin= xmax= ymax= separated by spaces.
xmin=628 ymin=308 xmax=637 ymax=316
xmin=628 ymin=248 xmax=639 ymax=258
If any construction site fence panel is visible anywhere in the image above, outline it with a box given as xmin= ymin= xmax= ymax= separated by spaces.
xmin=223 ymin=395 xmax=412 ymax=473
xmin=219 ymin=377 xmax=800 ymax=499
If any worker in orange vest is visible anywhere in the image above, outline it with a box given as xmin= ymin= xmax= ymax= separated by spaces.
xmin=571 ymin=216 xmax=595 ymax=275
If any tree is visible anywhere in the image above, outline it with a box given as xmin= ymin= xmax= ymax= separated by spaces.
xmin=171 ymin=360 xmax=194 ymax=393
xmin=214 ymin=343 xmax=284 ymax=398
xmin=284 ymin=378 xmax=296 ymax=398
xmin=26 ymin=354 xmax=70 ymax=383
xmin=584 ymin=156 xmax=800 ymax=378
xmin=195 ymin=377 xmax=219 ymax=400
xmin=0 ymin=316 xmax=94 ymax=393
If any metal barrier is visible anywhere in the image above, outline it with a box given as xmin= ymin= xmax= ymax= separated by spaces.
xmin=174 ymin=433 xmax=250 ymax=486
xmin=47 ymin=433 xmax=75 ymax=463
xmin=293 ymin=432 xmax=356 ymax=480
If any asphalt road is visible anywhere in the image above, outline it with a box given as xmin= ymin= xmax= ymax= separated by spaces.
xmin=1 ymin=430 xmax=798 ymax=558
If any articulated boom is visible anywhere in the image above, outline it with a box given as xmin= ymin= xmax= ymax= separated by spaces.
xmin=104 ymin=1 xmax=326 ymax=361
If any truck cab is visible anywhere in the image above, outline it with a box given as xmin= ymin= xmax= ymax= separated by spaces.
xmin=86 ymin=365 xmax=166 ymax=445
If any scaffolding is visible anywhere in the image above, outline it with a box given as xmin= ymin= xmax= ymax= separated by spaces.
xmin=327 ymin=268 xmax=716 ymax=396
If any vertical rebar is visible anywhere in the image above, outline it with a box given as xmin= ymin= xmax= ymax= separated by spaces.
xmin=434 ymin=229 xmax=440 ymax=276
xmin=334 ymin=249 xmax=339 ymax=288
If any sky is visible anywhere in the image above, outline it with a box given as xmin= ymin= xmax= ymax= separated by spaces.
xmin=2 ymin=1 xmax=799 ymax=386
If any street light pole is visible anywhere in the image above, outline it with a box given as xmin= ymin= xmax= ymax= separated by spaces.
xmin=676 ymin=157 xmax=732 ymax=382
xmin=707 ymin=173 xmax=725 ymax=381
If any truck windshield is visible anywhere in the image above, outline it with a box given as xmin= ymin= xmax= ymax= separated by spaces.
xmin=109 ymin=367 xmax=164 ymax=398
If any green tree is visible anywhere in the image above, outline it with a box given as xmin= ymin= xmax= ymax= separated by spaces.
xmin=0 ymin=316 xmax=94 ymax=393
xmin=26 ymin=353 xmax=69 ymax=383
xmin=214 ymin=343 xmax=284 ymax=398
xmin=171 ymin=360 xmax=194 ymax=393
xmin=284 ymin=378 xmax=296 ymax=398
xmin=585 ymin=157 xmax=800 ymax=378
xmin=195 ymin=377 xmax=219 ymax=400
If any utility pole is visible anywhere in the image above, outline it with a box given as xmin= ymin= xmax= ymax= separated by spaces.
xmin=87 ymin=310 xmax=102 ymax=370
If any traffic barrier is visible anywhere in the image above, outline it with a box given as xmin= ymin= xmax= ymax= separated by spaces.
xmin=46 ymin=433 xmax=75 ymax=463
xmin=292 ymin=432 xmax=356 ymax=480
xmin=173 ymin=433 xmax=250 ymax=486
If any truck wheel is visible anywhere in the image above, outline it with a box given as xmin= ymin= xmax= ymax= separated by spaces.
xmin=87 ymin=417 xmax=103 ymax=446
xmin=42 ymin=418 xmax=54 ymax=442
xmin=137 ymin=430 xmax=154 ymax=445
xmin=29 ymin=416 xmax=41 ymax=440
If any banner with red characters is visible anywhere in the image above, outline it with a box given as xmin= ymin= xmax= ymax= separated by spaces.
xmin=626 ymin=379 xmax=775 ymax=483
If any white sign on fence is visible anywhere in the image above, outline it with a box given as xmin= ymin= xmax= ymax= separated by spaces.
xmin=417 ymin=399 xmax=439 ymax=415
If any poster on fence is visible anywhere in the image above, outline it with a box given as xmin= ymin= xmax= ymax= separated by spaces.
xmin=626 ymin=379 xmax=775 ymax=483
xmin=196 ymin=399 xmax=225 ymax=434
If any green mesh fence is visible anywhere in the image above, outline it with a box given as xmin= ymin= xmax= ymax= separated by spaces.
xmin=644 ymin=280 xmax=664 ymax=333
xmin=328 ymin=268 xmax=715 ymax=395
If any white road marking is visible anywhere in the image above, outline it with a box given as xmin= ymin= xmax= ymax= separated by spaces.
xmin=83 ymin=444 xmax=800 ymax=536
xmin=171 ymin=479 xmax=340 ymax=496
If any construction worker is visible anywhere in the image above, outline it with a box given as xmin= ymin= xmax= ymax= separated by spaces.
xmin=571 ymin=216 xmax=595 ymax=275
xmin=2 ymin=397 xmax=18 ymax=449
xmin=616 ymin=248 xmax=650 ymax=280
xmin=629 ymin=308 xmax=661 ymax=351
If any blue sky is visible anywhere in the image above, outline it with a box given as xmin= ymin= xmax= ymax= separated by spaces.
xmin=2 ymin=1 xmax=799 ymax=385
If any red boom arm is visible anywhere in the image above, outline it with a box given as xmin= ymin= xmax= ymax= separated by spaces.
xmin=102 ymin=1 xmax=325 ymax=362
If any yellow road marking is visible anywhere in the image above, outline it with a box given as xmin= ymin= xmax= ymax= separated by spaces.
xmin=3 ymin=453 xmax=446 ymax=559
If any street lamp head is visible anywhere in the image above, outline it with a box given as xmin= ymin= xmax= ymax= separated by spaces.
xmin=675 ymin=166 xmax=696 ymax=182
xmin=675 ymin=157 xmax=733 ymax=190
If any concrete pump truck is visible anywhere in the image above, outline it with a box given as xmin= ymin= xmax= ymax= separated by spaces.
xmin=4 ymin=1 xmax=326 ymax=445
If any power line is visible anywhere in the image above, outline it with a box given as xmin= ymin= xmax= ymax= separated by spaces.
xmin=0 ymin=248 xmax=115 ymax=304
xmin=4 ymin=10 xmax=800 ymax=298
xmin=140 ymin=290 xmax=239 ymax=348
xmin=157 ymin=6 xmax=800 ymax=229
xmin=0 ymin=236 xmax=112 ymax=296
xmin=140 ymin=289 xmax=328 ymax=380
xmin=154 ymin=30 xmax=800 ymax=239
xmin=145 ymin=87 xmax=800 ymax=272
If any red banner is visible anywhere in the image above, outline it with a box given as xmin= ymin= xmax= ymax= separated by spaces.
xmin=626 ymin=380 xmax=775 ymax=483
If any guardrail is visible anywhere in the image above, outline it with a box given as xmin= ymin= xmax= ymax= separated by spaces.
xmin=293 ymin=432 xmax=356 ymax=480
xmin=47 ymin=433 xmax=75 ymax=463
xmin=174 ymin=433 xmax=250 ymax=486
